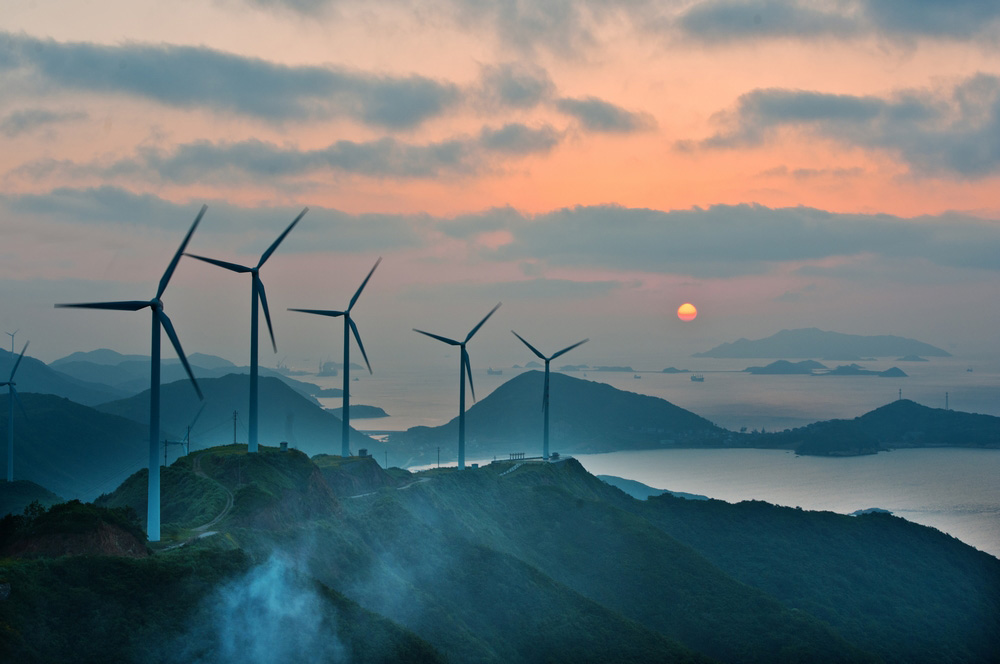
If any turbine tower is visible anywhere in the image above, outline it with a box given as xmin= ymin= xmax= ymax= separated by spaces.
xmin=511 ymin=332 xmax=588 ymax=460
xmin=56 ymin=205 xmax=207 ymax=542
xmin=5 ymin=330 xmax=17 ymax=355
xmin=414 ymin=303 xmax=501 ymax=470
xmin=185 ymin=208 xmax=306 ymax=454
xmin=164 ymin=402 xmax=206 ymax=465
xmin=289 ymin=257 xmax=381 ymax=457
xmin=1 ymin=341 xmax=29 ymax=482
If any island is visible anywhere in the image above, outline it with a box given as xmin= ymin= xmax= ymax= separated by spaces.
xmin=694 ymin=328 xmax=950 ymax=358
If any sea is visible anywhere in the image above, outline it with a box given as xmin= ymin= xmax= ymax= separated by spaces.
xmin=305 ymin=356 xmax=1000 ymax=558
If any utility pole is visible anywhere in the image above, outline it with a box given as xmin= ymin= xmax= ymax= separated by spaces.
xmin=898 ymin=388 xmax=902 ymax=401
xmin=233 ymin=410 xmax=238 ymax=445
xmin=946 ymin=392 xmax=949 ymax=410
xmin=384 ymin=450 xmax=388 ymax=469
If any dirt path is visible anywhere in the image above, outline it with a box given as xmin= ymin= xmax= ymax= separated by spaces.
xmin=349 ymin=476 xmax=431 ymax=499
xmin=161 ymin=453 xmax=235 ymax=551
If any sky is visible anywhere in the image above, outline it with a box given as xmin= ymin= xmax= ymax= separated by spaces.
xmin=2 ymin=0 xmax=1000 ymax=372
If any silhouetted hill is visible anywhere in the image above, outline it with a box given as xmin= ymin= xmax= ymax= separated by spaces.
xmin=0 ymin=480 xmax=64 ymax=517
xmin=765 ymin=399 xmax=1000 ymax=455
xmin=0 ymin=393 xmax=151 ymax=500
xmin=695 ymin=328 xmax=950 ymax=358
xmin=0 ymin=348 xmax=127 ymax=405
xmin=49 ymin=349 xmax=319 ymax=399
xmin=95 ymin=374 xmax=375 ymax=459
xmin=390 ymin=371 xmax=727 ymax=465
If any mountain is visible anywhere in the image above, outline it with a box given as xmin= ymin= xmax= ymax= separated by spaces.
xmin=389 ymin=370 xmax=728 ymax=465
xmin=95 ymin=374 xmax=376 ymax=459
xmin=0 ymin=393 xmax=151 ymax=500
xmin=6 ymin=447 xmax=997 ymax=663
xmin=694 ymin=328 xmax=951 ymax=358
xmin=49 ymin=349 xmax=320 ymax=399
xmin=764 ymin=399 xmax=1000 ymax=456
xmin=0 ymin=348 xmax=128 ymax=405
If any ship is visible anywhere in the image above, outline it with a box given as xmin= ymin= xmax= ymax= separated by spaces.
xmin=690 ymin=374 xmax=705 ymax=382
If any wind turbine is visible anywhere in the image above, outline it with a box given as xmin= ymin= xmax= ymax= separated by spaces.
xmin=186 ymin=208 xmax=307 ymax=454
xmin=289 ymin=257 xmax=381 ymax=457
xmin=164 ymin=402 xmax=206 ymax=465
xmin=56 ymin=205 xmax=207 ymax=542
xmin=5 ymin=330 xmax=17 ymax=355
xmin=413 ymin=303 xmax=501 ymax=470
xmin=511 ymin=332 xmax=588 ymax=460
xmin=1 ymin=341 xmax=29 ymax=482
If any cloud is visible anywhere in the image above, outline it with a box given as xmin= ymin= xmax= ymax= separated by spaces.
xmin=0 ymin=31 xmax=458 ymax=129
xmin=693 ymin=74 xmax=1000 ymax=177
xmin=0 ymin=108 xmax=87 ymax=137
xmin=478 ymin=62 xmax=556 ymax=109
xmin=2 ymin=186 xmax=425 ymax=253
xmin=555 ymin=96 xmax=657 ymax=133
xmin=18 ymin=123 xmax=562 ymax=185
xmin=405 ymin=276 xmax=629 ymax=301
xmin=677 ymin=0 xmax=858 ymax=42
xmin=456 ymin=203 xmax=1000 ymax=278
xmin=675 ymin=0 xmax=1000 ymax=43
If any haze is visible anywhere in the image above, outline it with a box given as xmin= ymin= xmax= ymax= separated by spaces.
xmin=2 ymin=1 xmax=999 ymax=372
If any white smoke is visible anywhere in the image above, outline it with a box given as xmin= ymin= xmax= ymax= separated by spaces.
xmin=184 ymin=554 xmax=348 ymax=664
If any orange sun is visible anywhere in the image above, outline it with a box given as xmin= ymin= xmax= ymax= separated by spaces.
xmin=677 ymin=302 xmax=697 ymax=322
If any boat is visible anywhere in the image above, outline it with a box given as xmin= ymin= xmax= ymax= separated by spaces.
xmin=690 ymin=374 xmax=705 ymax=382
xmin=487 ymin=367 xmax=503 ymax=376
xmin=633 ymin=374 xmax=641 ymax=379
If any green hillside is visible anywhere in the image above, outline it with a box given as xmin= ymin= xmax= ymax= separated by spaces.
xmin=21 ymin=445 xmax=993 ymax=663
xmin=0 ymin=393 xmax=151 ymax=500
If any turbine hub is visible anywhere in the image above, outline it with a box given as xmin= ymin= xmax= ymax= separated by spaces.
xmin=151 ymin=298 xmax=163 ymax=310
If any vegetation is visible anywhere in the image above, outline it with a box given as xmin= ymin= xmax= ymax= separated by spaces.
xmin=3 ymin=446 xmax=999 ymax=663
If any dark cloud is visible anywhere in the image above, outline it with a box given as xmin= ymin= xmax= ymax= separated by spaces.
xmin=478 ymin=123 xmax=561 ymax=154
xmin=0 ymin=31 xmax=458 ymax=129
xmin=0 ymin=108 xmax=87 ymax=137
xmin=555 ymin=96 xmax=657 ymax=133
xmin=447 ymin=203 xmax=1000 ymax=278
xmin=479 ymin=62 xmax=555 ymax=109
xmin=694 ymin=74 xmax=1000 ymax=177
xmin=25 ymin=124 xmax=561 ymax=185
xmin=677 ymin=0 xmax=857 ymax=42
xmin=675 ymin=0 xmax=1000 ymax=43
xmin=2 ymin=186 xmax=423 ymax=253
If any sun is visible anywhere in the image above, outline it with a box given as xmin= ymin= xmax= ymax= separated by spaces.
xmin=677 ymin=302 xmax=697 ymax=322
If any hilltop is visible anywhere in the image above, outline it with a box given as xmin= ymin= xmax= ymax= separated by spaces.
xmin=694 ymin=328 xmax=950 ymax=358
xmin=96 ymin=373 xmax=376 ymax=459
xmin=0 ymin=348 xmax=127 ymax=406
xmin=2 ymin=446 xmax=997 ymax=663
xmin=390 ymin=370 xmax=727 ymax=465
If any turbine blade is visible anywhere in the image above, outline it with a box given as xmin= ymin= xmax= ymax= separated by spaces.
xmin=184 ymin=253 xmax=252 ymax=273
xmin=158 ymin=204 xmax=207 ymax=298
xmin=190 ymin=402 xmax=207 ymax=428
xmin=157 ymin=310 xmax=204 ymax=400
xmin=287 ymin=308 xmax=345 ymax=318
xmin=348 ymin=257 xmax=382 ymax=311
xmin=258 ymin=207 xmax=308 ymax=268
xmin=9 ymin=341 xmax=29 ymax=381
xmin=511 ymin=330 xmax=545 ymax=361
xmin=413 ymin=329 xmax=461 ymax=346
xmin=348 ymin=317 xmax=372 ymax=374
xmin=256 ymin=275 xmax=277 ymax=353
xmin=463 ymin=347 xmax=476 ymax=402
xmin=55 ymin=300 xmax=150 ymax=311
xmin=550 ymin=338 xmax=589 ymax=361
xmin=465 ymin=302 xmax=501 ymax=342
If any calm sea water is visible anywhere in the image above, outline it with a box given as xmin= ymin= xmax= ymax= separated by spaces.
xmin=572 ymin=448 xmax=1000 ymax=559
xmin=306 ymin=358 xmax=1000 ymax=558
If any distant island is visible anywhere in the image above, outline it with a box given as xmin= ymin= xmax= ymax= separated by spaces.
xmin=819 ymin=364 xmax=908 ymax=378
xmin=744 ymin=360 xmax=827 ymax=374
xmin=661 ymin=367 xmax=692 ymax=374
xmin=695 ymin=328 xmax=950 ymax=358
xmin=897 ymin=355 xmax=928 ymax=362
xmin=327 ymin=404 xmax=388 ymax=419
